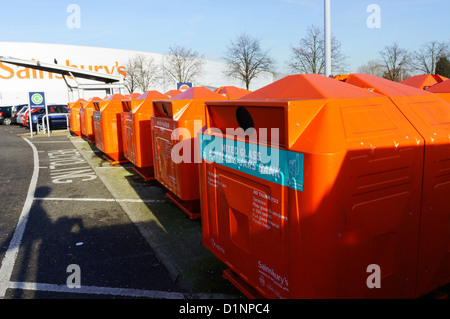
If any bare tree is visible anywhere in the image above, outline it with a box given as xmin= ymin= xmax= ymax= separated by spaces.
xmin=379 ymin=42 xmax=411 ymax=82
xmin=123 ymin=54 xmax=162 ymax=93
xmin=357 ymin=60 xmax=384 ymax=77
xmin=134 ymin=54 xmax=162 ymax=92
xmin=412 ymin=40 xmax=449 ymax=74
xmin=223 ymin=33 xmax=274 ymax=90
xmin=288 ymin=25 xmax=347 ymax=75
xmin=163 ymin=45 xmax=205 ymax=85
xmin=123 ymin=57 xmax=140 ymax=94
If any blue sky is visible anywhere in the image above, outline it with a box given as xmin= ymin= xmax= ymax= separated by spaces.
xmin=0 ymin=0 xmax=449 ymax=74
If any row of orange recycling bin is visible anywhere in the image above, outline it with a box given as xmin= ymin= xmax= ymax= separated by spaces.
xmin=68 ymin=75 xmax=450 ymax=299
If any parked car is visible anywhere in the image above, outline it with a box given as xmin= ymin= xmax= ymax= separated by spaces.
xmin=22 ymin=106 xmax=41 ymax=127
xmin=15 ymin=105 xmax=29 ymax=125
xmin=9 ymin=104 xmax=28 ymax=125
xmin=26 ymin=105 xmax=70 ymax=130
xmin=0 ymin=106 xmax=13 ymax=125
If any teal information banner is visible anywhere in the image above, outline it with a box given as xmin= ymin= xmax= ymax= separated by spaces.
xmin=199 ymin=134 xmax=304 ymax=191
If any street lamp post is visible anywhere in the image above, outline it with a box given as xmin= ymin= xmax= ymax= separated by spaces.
xmin=324 ymin=0 xmax=332 ymax=77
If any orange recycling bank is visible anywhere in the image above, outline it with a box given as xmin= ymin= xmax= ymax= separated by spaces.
xmin=68 ymin=98 xmax=86 ymax=136
xmin=80 ymin=97 xmax=102 ymax=143
xmin=198 ymin=73 xmax=450 ymax=298
xmin=337 ymin=73 xmax=450 ymax=297
xmin=151 ymin=87 xmax=227 ymax=219
xmin=121 ymin=90 xmax=168 ymax=180
xmin=93 ymin=94 xmax=128 ymax=163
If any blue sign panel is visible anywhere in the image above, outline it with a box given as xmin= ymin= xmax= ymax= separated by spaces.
xmin=29 ymin=92 xmax=46 ymax=107
xmin=177 ymin=82 xmax=192 ymax=91
xmin=199 ymin=134 xmax=304 ymax=191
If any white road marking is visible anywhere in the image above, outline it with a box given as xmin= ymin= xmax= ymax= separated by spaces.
xmin=7 ymin=281 xmax=185 ymax=299
xmin=30 ymin=141 xmax=72 ymax=143
xmin=34 ymin=197 xmax=164 ymax=203
xmin=0 ymin=138 xmax=186 ymax=299
xmin=0 ymin=138 xmax=39 ymax=298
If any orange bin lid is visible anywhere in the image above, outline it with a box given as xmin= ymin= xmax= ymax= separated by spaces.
xmin=426 ymin=78 xmax=450 ymax=104
xmin=82 ymin=97 xmax=103 ymax=110
xmin=154 ymin=87 xmax=226 ymax=119
xmin=336 ymin=73 xmax=450 ymax=141
xmin=98 ymin=94 xmax=127 ymax=111
xmin=122 ymin=90 xmax=167 ymax=118
xmin=336 ymin=73 xmax=429 ymax=96
xmin=215 ymin=86 xmax=251 ymax=99
xmin=401 ymin=74 xmax=447 ymax=90
xmin=173 ymin=86 xmax=222 ymax=100
xmin=124 ymin=93 xmax=142 ymax=100
xmin=241 ymin=73 xmax=379 ymax=101
xmin=68 ymin=98 xmax=86 ymax=109
xmin=426 ymin=78 xmax=450 ymax=93
xmin=165 ymin=90 xmax=182 ymax=99
xmin=133 ymin=90 xmax=168 ymax=113
xmin=205 ymin=74 xmax=390 ymax=151
xmin=122 ymin=93 xmax=143 ymax=112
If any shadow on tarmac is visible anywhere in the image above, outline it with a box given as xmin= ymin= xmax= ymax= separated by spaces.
xmin=3 ymin=186 xmax=185 ymax=299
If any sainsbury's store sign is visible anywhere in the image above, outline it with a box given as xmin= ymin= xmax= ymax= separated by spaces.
xmin=0 ymin=59 xmax=127 ymax=80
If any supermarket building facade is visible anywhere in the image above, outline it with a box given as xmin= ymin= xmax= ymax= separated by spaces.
xmin=0 ymin=42 xmax=277 ymax=106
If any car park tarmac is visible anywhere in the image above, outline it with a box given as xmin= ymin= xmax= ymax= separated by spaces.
xmin=0 ymin=125 xmax=242 ymax=299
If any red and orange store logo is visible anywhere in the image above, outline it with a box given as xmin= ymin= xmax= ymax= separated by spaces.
xmin=0 ymin=59 xmax=127 ymax=80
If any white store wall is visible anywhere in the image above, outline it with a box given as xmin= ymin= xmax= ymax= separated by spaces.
xmin=0 ymin=42 xmax=278 ymax=106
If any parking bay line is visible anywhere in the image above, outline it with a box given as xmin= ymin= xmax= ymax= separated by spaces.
xmin=30 ymin=141 xmax=73 ymax=143
xmin=34 ymin=197 xmax=165 ymax=203
xmin=7 ymin=281 xmax=185 ymax=299
xmin=0 ymin=138 xmax=39 ymax=298
xmin=0 ymin=138 xmax=167 ymax=299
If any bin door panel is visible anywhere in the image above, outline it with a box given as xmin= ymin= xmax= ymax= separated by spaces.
xmin=152 ymin=119 xmax=177 ymax=191
xmin=80 ymin=108 xmax=86 ymax=135
xmin=122 ymin=112 xmax=135 ymax=164
xmin=86 ymin=109 xmax=95 ymax=138
xmin=93 ymin=111 xmax=104 ymax=152
xmin=209 ymin=166 xmax=290 ymax=298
